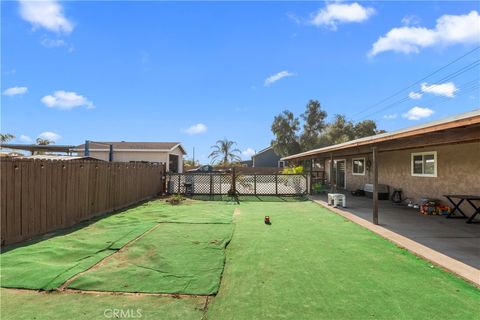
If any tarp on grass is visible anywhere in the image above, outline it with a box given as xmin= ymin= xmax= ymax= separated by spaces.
xmin=0 ymin=208 xmax=159 ymax=290
xmin=68 ymin=223 xmax=234 ymax=295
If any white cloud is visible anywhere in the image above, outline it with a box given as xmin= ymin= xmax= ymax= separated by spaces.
xmin=18 ymin=135 xmax=32 ymax=143
xmin=402 ymin=106 xmax=434 ymax=120
xmin=40 ymin=37 xmax=74 ymax=52
xmin=41 ymin=91 xmax=95 ymax=110
xmin=264 ymin=71 xmax=294 ymax=86
xmin=421 ymin=82 xmax=458 ymax=98
xmin=383 ymin=114 xmax=398 ymax=120
xmin=19 ymin=0 xmax=74 ymax=34
xmin=401 ymin=15 xmax=421 ymax=26
xmin=3 ymin=86 xmax=28 ymax=96
xmin=369 ymin=11 xmax=480 ymax=56
xmin=38 ymin=131 xmax=61 ymax=142
xmin=310 ymin=2 xmax=375 ymax=30
xmin=408 ymin=91 xmax=423 ymax=100
xmin=184 ymin=123 xmax=208 ymax=135
xmin=242 ymin=148 xmax=256 ymax=158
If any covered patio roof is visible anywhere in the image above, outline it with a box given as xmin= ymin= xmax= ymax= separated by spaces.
xmin=282 ymin=110 xmax=480 ymax=226
xmin=282 ymin=109 xmax=480 ymax=161
xmin=0 ymin=144 xmax=75 ymax=154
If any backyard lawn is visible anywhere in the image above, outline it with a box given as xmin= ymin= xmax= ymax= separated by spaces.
xmin=1 ymin=198 xmax=478 ymax=319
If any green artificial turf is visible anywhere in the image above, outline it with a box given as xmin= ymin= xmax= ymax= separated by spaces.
xmin=145 ymin=200 xmax=234 ymax=224
xmin=207 ymin=201 xmax=480 ymax=320
xmin=0 ymin=289 xmax=205 ymax=320
xmin=68 ymin=223 xmax=234 ymax=295
xmin=0 ymin=199 xmax=234 ymax=291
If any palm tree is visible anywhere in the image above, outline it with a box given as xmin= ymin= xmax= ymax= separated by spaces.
xmin=208 ymin=138 xmax=241 ymax=165
xmin=0 ymin=133 xmax=15 ymax=143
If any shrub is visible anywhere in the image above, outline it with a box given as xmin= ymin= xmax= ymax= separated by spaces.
xmin=167 ymin=193 xmax=185 ymax=205
xmin=282 ymin=165 xmax=304 ymax=174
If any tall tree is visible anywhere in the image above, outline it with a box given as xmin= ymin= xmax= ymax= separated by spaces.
xmin=323 ymin=114 xmax=355 ymax=145
xmin=353 ymin=120 xmax=383 ymax=138
xmin=271 ymin=110 xmax=301 ymax=157
xmin=208 ymin=139 xmax=241 ymax=165
xmin=299 ymin=100 xmax=327 ymax=150
xmin=0 ymin=133 xmax=15 ymax=143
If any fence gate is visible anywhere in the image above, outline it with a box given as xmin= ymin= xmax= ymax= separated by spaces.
xmin=167 ymin=172 xmax=307 ymax=196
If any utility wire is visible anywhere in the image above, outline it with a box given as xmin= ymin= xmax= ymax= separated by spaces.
xmin=350 ymin=46 xmax=480 ymax=119
xmin=355 ymin=60 xmax=480 ymax=121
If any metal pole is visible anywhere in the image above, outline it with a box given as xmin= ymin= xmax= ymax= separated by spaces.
xmin=85 ymin=140 xmax=90 ymax=157
xmin=109 ymin=144 xmax=113 ymax=162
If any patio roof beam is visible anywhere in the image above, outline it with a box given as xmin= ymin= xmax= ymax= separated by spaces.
xmin=284 ymin=124 xmax=480 ymax=162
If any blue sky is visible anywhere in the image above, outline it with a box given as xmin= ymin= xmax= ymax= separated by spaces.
xmin=2 ymin=1 xmax=479 ymax=163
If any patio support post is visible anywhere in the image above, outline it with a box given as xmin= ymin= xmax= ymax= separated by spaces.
xmin=372 ymin=146 xmax=379 ymax=225
xmin=309 ymin=159 xmax=313 ymax=194
xmin=329 ymin=154 xmax=334 ymax=192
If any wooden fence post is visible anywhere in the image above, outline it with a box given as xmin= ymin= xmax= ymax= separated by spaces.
xmin=275 ymin=173 xmax=278 ymax=195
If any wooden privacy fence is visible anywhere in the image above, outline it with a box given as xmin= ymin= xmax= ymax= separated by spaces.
xmin=0 ymin=158 xmax=165 ymax=245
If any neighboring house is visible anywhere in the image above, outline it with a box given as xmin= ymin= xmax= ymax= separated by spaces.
xmin=282 ymin=110 xmax=480 ymax=204
xmin=73 ymin=141 xmax=186 ymax=173
xmin=251 ymin=147 xmax=283 ymax=168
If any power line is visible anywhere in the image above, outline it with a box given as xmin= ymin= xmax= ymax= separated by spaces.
xmin=355 ymin=60 xmax=480 ymax=121
xmin=350 ymin=46 xmax=480 ymax=119
xmin=376 ymin=82 xmax=480 ymax=122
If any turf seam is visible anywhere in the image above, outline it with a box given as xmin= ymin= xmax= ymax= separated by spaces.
xmin=2 ymin=287 xmax=213 ymax=298
xmin=57 ymin=223 xmax=163 ymax=291
xmin=201 ymin=296 xmax=210 ymax=320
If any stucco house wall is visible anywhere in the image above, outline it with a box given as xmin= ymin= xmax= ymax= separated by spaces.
xmin=327 ymin=141 xmax=480 ymax=205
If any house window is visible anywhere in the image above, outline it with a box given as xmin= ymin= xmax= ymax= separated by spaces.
xmin=278 ymin=160 xmax=285 ymax=168
xmin=411 ymin=151 xmax=437 ymax=177
xmin=352 ymin=158 xmax=365 ymax=175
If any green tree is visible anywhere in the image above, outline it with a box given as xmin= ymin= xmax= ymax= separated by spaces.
xmin=299 ymin=100 xmax=327 ymax=150
xmin=36 ymin=138 xmax=53 ymax=145
xmin=353 ymin=120 xmax=384 ymax=138
xmin=208 ymin=139 xmax=241 ymax=165
xmin=271 ymin=110 xmax=301 ymax=157
xmin=323 ymin=114 xmax=355 ymax=145
xmin=0 ymin=133 xmax=15 ymax=143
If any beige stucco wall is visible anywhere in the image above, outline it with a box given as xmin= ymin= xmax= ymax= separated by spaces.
xmin=326 ymin=141 xmax=480 ymax=205
xmin=77 ymin=146 xmax=184 ymax=173
xmin=377 ymin=142 xmax=480 ymax=203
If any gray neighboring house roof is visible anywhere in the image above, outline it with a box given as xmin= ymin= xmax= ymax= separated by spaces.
xmin=73 ymin=141 xmax=187 ymax=154
xmin=252 ymin=146 xmax=274 ymax=159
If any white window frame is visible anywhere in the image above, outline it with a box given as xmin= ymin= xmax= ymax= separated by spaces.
xmin=411 ymin=151 xmax=437 ymax=177
xmin=352 ymin=157 xmax=366 ymax=176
